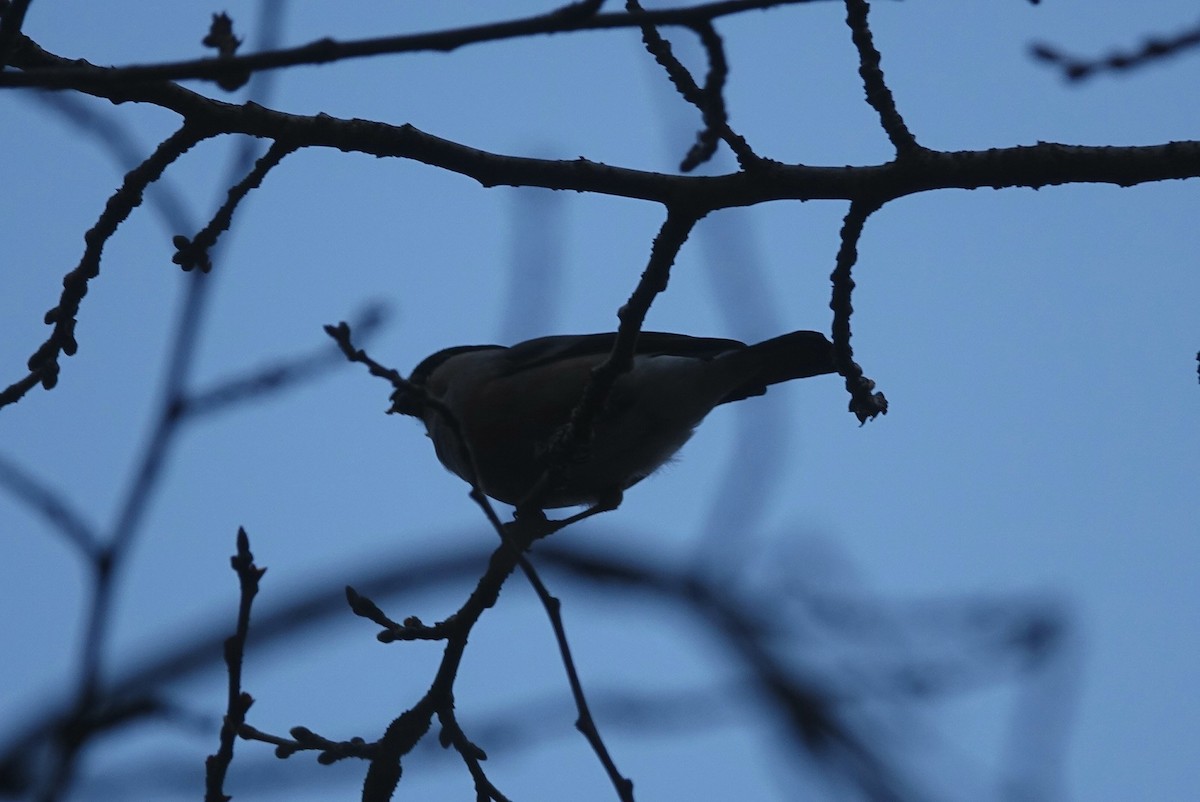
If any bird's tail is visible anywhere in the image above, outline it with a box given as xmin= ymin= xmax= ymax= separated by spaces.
xmin=718 ymin=330 xmax=836 ymax=404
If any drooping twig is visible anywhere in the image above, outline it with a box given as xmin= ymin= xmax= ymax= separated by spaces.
xmin=829 ymin=199 xmax=887 ymax=423
xmin=685 ymin=21 xmax=752 ymax=171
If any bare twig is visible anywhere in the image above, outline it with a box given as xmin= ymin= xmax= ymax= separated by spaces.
xmin=0 ymin=535 xmax=1071 ymax=801
xmin=0 ymin=452 xmax=102 ymax=559
xmin=520 ymin=563 xmax=634 ymax=801
xmin=438 ymin=706 xmax=512 ymax=802
xmin=239 ymin=723 xmax=374 ymax=763
xmin=324 ymin=321 xmax=510 ymax=538
xmin=29 ymin=93 xmax=195 ymax=232
xmin=829 ymin=199 xmax=887 ymax=423
xmin=844 ymin=0 xmax=921 ymax=156
xmin=1032 ymin=18 xmax=1200 ymax=82
xmin=1 ymin=123 xmax=211 ymax=409
xmin=628 ymin=0 xmax=761 ymax=170
xmin=0 ymin=1 xmax=824 ymax=90
xmin=181 ymin=305 xmax=387 ymax=418
xmin=686 ymin=21 xmax=757 ymax=171
xmin=173 ymin=138 xmax=298 ymax=273
xmin=533 ymin=543 xmax=985 ymax=801
xmin=204 ymin=528 xmax=266 ymax=802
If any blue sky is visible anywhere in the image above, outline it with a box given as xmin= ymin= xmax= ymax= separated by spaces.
xmin=1 ymin=2 xmax=1197 ymax=801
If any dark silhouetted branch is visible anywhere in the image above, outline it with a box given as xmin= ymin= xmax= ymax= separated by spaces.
xmin=0 ymin=1 xmax=827 ymax=90
xmin=173 ymin=138 xmax=298 ymax=273
xmin=205 ymin=529 xmax=266 ymax=802
xmin=830 ymin=199 xmax=888 ymax=423
xmin=845 ymin=0 xmax=921 ymax=156
xmin=2 ymin=122 xmax=212 ymax=409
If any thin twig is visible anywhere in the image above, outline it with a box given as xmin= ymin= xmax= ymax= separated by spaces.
xmin=323 ymin=321 xmax=510 ymax=537
xmin=844 ymin=0 xmax=921 ymax=156
xmin=173 ymin=139 xmax=298 ymax=273
xmin=204 ymin=528 xmax=266 ymax=802
xmin=438 ymin=706 xmax=512 ymax=802
xmin=535 ymin=544 xmax=940 ymax=801
xmin=628 ymin=0 xmax=761 ymax=171
xmin=1 ymin=122 xmax=212 ymax=409
xmin=29 ymin=93 xmax=195 ymax=233
xmin=239 ymin=723 xmax=374 ymax=763
xmin=181 ymin=305 xmax=387 ymax=418
xmin=0 ymin=1 xmax=825 ymax=90
xmin=359 ymin=531 xmax=541 ymax=802
xmin=520 ymin=562 xmax=634 ymax=801
xmin=0 ymin=453 xmax=102 ymax=559
xmin=688 ymin=21 xmax=759 ymax=171
xmin=829 ymin=199 xmax=887 ymax=423
xmin=1031 ymin=18 xmax=1200 ymax=82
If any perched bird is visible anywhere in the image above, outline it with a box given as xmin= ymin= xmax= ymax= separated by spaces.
xmin=390 ymin=330 xmax=837 ymax=510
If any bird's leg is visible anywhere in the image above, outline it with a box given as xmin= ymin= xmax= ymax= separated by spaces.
xmin=547 ymin=488 xmax=623 ymax=531
xmin=513 ymin=505 xmax=548 ymax=523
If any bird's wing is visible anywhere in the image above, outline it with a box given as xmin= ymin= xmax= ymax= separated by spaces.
xmin=408 ymin=344 xmax=504 ymax=387
xmin=501 ymin=332 xmax=746 ymax=377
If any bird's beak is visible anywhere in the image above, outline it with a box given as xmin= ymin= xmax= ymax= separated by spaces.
xmin=388 ymin=383 xmax=424 ymax=418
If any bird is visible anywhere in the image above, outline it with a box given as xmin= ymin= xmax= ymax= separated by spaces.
xmin=390 ymin=330 xmax=837 ymax=511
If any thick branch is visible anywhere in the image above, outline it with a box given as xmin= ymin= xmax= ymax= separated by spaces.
xmin=9 ymin=39 xmax=1197 ymax=211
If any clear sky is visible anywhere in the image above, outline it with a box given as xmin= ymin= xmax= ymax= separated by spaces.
xmin=1 ymin=2 xmax=1197 ymax=801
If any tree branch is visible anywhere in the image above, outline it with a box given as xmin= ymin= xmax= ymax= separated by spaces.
xmin=1032 ymin=17 xmax=1200 ymax=82
xmin=0 ymin=1 xmax=828 ymax=90
xmin=204 ymin=528 xmax=266 ymax=802
xmin=830 ymin=199 xmax=888 ymax=423
xmin=173 ymin=138 xmax=298 ymax=273
xmin=1 ymin=122 xmax=212 ymax=408
xmin=0 ymin=452 xmax=102 ymax=559
xmin=844 ymin=0 xmax=921 ymax=156
xmin=627 ymin=0 xmax=760 ymax=171
xmin=11 ymin=37 xmax=1199 ymax=206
